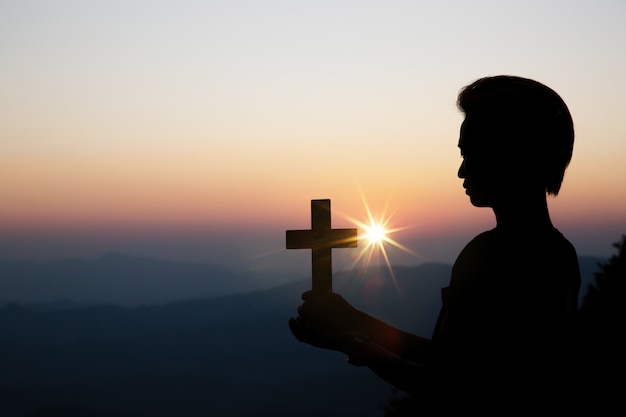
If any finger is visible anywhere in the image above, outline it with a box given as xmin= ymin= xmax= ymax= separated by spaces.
xmin=301 ymin=290 xmax=316 ymax=301
xmin=296 ymin=303 xmax=323 ymax=323
xmin=289 ymin=317 xmax=322 ymax=346
xmin=288 ymin=317 xmax=306 ymax=342
xmin=302 ymin=290 xmax=342 ymax=303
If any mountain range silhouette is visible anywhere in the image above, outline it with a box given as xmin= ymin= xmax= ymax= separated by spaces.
xmin=0 ymin=254 xmax=605 ymax=416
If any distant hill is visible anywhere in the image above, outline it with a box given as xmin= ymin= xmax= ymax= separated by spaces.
xmin=0 ymin=253 xmax=605 ymax=309
xmin=0 ymin=252 xmax=302 ymax=307
xmin=0 ymin=258 xmax=607 ymax=417
xmin=0 ymin=263 xmax=451 ymax=417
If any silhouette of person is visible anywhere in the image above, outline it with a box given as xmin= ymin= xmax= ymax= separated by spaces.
xmin=289 ymin=75 xmax=581 ymax=413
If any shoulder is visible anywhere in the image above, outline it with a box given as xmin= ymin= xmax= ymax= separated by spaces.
xmin=454 ymin=229 xmax=498 ymax=266
xmin=529 ymin=228 xmax=579 ymax=269
xmin=449 ymin=229 xmax=498 ymax=287
xmin=451 ymin=227 xmax=580 ymax=287
xmin=547 ymin=228 xmax=578 ymax=259
xmin=541 ymin=228 xmax=581 ymax=287
xmin=457 ymin=229 xmax=498 ymax=257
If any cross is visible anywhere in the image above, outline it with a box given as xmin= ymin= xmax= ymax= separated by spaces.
xmin=286 ymin=199 xmax=358 ymax=293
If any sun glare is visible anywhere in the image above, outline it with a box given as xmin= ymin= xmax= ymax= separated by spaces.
xmin=364 ymin=223 xmax=387 ymax=245
xmin=340 ymin=192 xmax=418 ymax=278
xmin=338 ymin=194 xmax=421 ymax=310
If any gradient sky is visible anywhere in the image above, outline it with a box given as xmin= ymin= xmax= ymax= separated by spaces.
xmin=1 ymin=0 xmax=625 ymax=274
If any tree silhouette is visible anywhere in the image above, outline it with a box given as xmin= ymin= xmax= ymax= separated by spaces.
xmin=579 ymin=234 xmax=626 ymax=325
xmin=577 ymin=234 xmax=626 ymax=413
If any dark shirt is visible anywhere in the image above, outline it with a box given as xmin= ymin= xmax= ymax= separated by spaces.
xmin=428 ymin=226 xmax=581 ymax=410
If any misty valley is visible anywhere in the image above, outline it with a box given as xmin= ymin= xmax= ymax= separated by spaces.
xmin=0 ymin=254 xmax=604 ymax=416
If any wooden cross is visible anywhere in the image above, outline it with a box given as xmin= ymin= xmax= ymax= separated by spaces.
xmin=286 ymin=199 xmax=358 ymax=292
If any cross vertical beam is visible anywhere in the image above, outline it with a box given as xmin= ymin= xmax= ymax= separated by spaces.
xmin=286 ymin=199 xmax=358 ymax=292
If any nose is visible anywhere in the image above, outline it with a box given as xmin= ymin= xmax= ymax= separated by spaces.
xmin=458 ymin=160 xmax=466 ymax=179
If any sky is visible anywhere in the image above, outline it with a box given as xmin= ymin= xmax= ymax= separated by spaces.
xmin=1 ymin=0 xmax=625 ymax=275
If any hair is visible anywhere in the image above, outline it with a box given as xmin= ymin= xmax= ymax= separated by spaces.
xmin=456 ymin=75 xmax=574 ymax=195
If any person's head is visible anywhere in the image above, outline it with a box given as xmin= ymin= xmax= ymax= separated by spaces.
xmin=456 ymin=75 xmax=574 ymax=207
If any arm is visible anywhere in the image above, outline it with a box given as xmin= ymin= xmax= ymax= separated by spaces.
xmin=291 ymin=290 xmax=430 ymax=356
xmin=289 ymin=291 xmax=432 ymax=395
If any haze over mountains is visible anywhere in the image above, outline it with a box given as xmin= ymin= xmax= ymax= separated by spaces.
xmin=0 ymin=252 xmax=302 ymax=307
xmin=0 ymin=254 xmax=606 ymax=416
xmin=0 ymin=253 xmax=604 ymax=308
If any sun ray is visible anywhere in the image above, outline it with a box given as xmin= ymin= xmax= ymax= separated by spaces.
xmin=334 ymin=191 xmax=423 ymax=311
xmin=339 ymin=192 xmax=419 ymax=271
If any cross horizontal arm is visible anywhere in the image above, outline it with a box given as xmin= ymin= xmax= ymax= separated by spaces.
xmin=285 ymin=199 xmax=358 ymax=292
xmin=286 ymin=229 xmax=358 ymax=250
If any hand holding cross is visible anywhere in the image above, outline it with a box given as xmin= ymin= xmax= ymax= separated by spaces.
xmin=286 ymin=199 xmax=358 ymax=292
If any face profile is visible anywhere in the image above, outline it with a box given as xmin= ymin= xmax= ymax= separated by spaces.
xmin=457 ymin=116 xmax=514 ymax=208
xmin=457 ymin=118 xmax=500 ymax=208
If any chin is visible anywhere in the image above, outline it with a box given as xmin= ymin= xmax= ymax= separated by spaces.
xmin=468 ymin=195 xmax=492 ymax=208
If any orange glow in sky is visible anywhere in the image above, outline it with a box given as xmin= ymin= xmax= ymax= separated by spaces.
xmin=1 ymin=1 xmax=625 ymax=269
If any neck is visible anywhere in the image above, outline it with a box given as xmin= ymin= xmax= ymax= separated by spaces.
xmin=492 ymin=190 xmax=553 ymax=230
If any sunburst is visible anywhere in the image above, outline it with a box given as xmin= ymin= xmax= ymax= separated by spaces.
xmin=341 ymin=193 xmax=418 ymax=279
